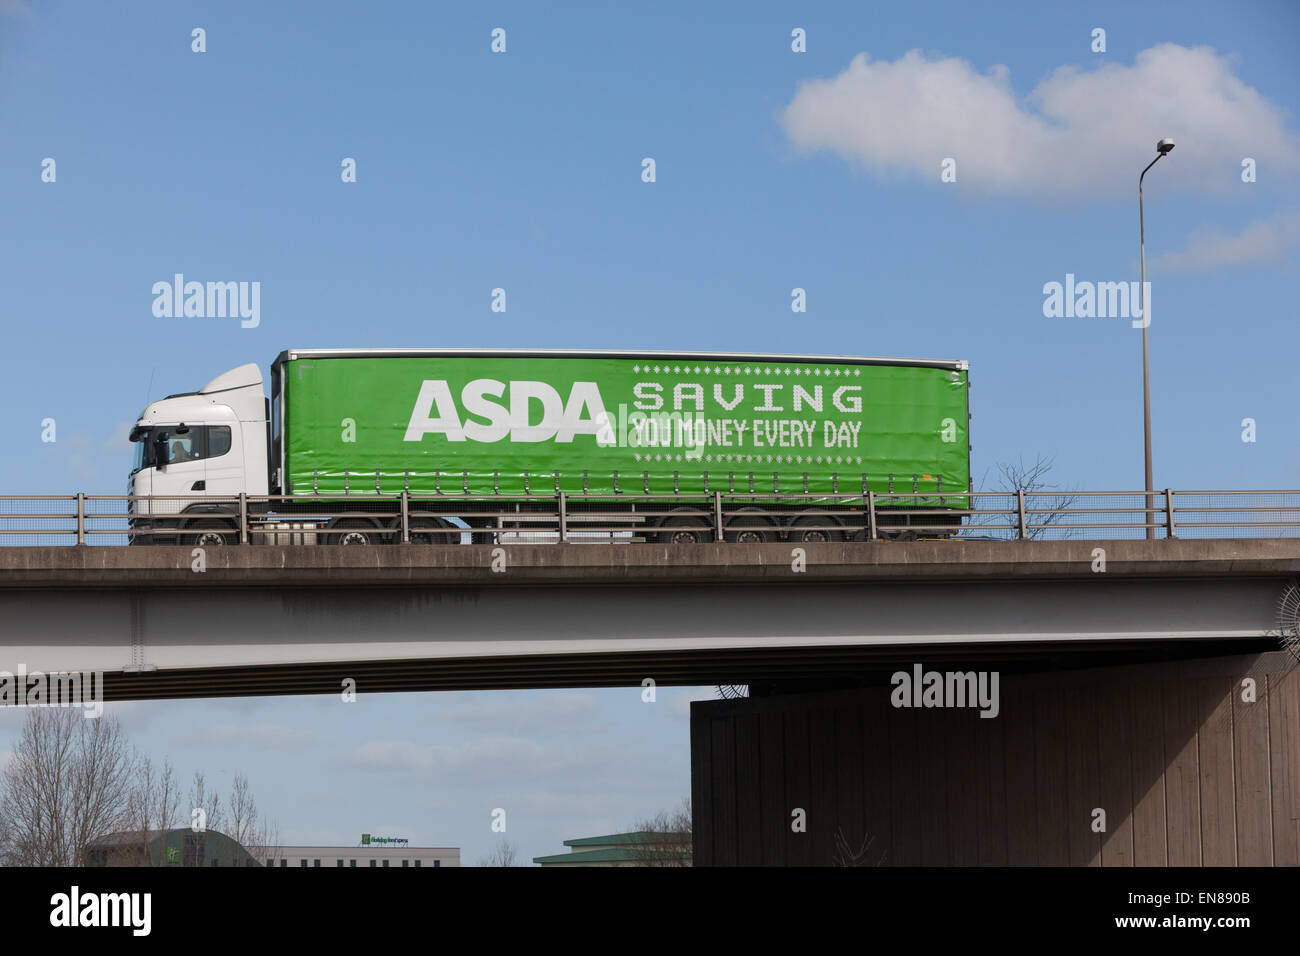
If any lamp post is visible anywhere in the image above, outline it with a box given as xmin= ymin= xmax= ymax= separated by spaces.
xmin=1139 ymin=138 xmax=1174 ymax=539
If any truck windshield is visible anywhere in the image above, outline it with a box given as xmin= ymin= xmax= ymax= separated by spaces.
xmin=131 ymin=428 xmax=153 ymax=474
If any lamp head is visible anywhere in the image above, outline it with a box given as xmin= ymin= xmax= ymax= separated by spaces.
xmin=1156 ymin=138 xmax=1175 ymax=155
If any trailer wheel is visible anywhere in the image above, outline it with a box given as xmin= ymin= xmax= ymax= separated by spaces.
xmin=188 ymin=520 xmax=234 ymax=547
xmin=328 ymin=519 xmax=379 ymax=546
xmin=789 ymin=514 xmax=843 ymax=543
xmin=725 ymin=514 xmax=775 ymax=544
xmin=656 ymin=515 xmax=711 ymax=545
xmin=410 ymin=517 xmax=458 ymax=545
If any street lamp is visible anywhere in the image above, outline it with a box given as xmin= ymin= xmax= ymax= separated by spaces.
xmin=1139 ymin=137 xmax=1173 ymax=539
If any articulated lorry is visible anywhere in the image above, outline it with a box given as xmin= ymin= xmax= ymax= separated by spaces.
xmin=127 ymin=349 xmax=971 ymax=545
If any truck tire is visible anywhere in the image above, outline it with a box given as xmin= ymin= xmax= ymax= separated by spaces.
xmin=410 ymin=517 xmax=457 ymax=545
xmin=789 ymin=514 xmax=843 ymax=543
xmin=725 ymin=513 xmax=775 ymax=544
xmin=188 ymin=520 xmax=234 ymax=547
xmin=328 ymin=519 xmax=381 ymax=546
xmin=656 ymin=515 xmax=711 ymax=545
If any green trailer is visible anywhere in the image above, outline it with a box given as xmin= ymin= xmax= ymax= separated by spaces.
xmin=274 ymin=349 xmax=968 ymax=497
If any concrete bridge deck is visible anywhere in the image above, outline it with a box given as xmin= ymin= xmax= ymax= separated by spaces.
xmin=0 ymin=539 xmax=1294 ymax=701
xmin=0 ymin=538 xmax=1296 ymax=589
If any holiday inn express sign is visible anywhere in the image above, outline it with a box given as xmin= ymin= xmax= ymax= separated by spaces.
xmin=360 ymin=834 xmax=409 ymax=846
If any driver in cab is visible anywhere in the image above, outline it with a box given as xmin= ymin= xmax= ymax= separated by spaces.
xmin=169 ymin=438 xmax=196 ymax=463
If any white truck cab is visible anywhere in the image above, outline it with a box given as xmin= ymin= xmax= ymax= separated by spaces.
xmin=127 ymin=364 xmax=268 ymax=544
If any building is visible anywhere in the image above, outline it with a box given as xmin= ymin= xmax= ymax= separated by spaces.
xmin=532 ymin=831 xmax=691 ymax=867
xmin=85 ymin=828 xmax=460 ymax=868
xmin=261 ymin=840 xmax=459 ymax=868
xmin=85 ymin=828 xmax=261 ymax=867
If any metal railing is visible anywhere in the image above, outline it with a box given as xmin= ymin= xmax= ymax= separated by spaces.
xmin=0 ymin=489 xmax=1296 ymax=545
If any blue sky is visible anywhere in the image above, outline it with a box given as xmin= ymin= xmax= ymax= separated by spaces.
xmin=1 ymin=0 xmax=1298 ymax=864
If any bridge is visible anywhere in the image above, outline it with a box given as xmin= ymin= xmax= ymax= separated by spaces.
xmin=0 ymin=537 xmax=1295 ymax=700
xmin=2 ymin=490 xmax=1298 ymax=866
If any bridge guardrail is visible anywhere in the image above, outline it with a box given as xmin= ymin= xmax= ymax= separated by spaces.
xmin=0 ymin=490 xmax=1297 ymax=545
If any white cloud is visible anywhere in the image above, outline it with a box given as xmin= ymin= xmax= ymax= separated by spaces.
xmin=433 ymin=691 xmax=602 ymax=736
xmin=172 ymin=722 xmax=314 ymax=750
xmin=781 ymin=44 xmax=1300 ymax=201
xmin=1149 ymin=210 xmax=1300 ymax=272
xmin=51 ymin=433 xmax=100 ymax=482
xmin=344 ymin=735 xmax=635 ymax=785
xmin=98 ymin=699 xmax=173 ymax=732
xmin=347 ymin=739 xmax=433 ymax=773
xmin=41 ymin=421 xmax=135 ymax=485
xmin=103 ymin=423 xmax=135 ymax=457
xmin=510 ymin=790 xmax=651 ymax=817
xmin=0 ymin=701 xmax=157 ymax=731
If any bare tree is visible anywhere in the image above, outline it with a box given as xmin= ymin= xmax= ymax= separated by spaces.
xmin=0 ymin=805 xmax=17 ymax=867
xmin=127 ymin=769 xmax=281 ymax=867
xmin=628 ymin=797 xmax=692 ymax=866
xmin=478 ymin=839 xmax=519 ymax=867
xmin=0 ymin=709 xmax=136 ymax=866
xmin=123 ymin=756 xmax=181 ymax=866
xmin=224 ymin=774 xmax=256 ymax=849
xmin=0 ymin=806 xmax=19 ymax=868
xmin=985 ymin=455 xmax=1079 ymax=540
xmin=188 ymin=770 xmax=224 ymax=836
xmin=224 ymin=773 xmax=281 ymax=866
xmin=0 ymin=711 xmax=282 ymax=868
xmin=248 ymin=819 xmax=283 ymax=868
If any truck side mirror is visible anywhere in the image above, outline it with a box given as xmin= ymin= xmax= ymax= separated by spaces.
xmin=153 ymin=435 xmax=168 ymax=470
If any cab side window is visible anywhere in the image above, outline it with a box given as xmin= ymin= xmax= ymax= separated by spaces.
xmin=207 ymin=426 xmax=232 ymax=458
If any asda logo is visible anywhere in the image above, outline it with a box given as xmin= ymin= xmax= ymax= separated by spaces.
xmin=404 ymin=379 xmax=614 ymax=444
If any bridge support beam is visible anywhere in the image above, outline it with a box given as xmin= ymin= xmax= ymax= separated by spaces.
xmin=690 ymin=651 xmax=1300 ymax=866
xmin=0 ymin=577 xmax=1284 ymax=685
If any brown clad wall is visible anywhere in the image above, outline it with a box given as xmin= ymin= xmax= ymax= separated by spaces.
xmin=690 ymin=652 xmax=1300 ymax=866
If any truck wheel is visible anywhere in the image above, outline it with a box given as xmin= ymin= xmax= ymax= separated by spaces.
xmin=329 ymin=519 xmax=378 ymax=546
xmin=725 ymin=515 xmax=775 ymax=544
xmin=790 ymin=515 xmax=842 ymax=543
xmin=188 ymin=520 xmax=233 ymax=547
xmin=656 ymin=516 xmax=711 ymax=545
xmin=410 ymin=517 xmax=457 ymax=545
